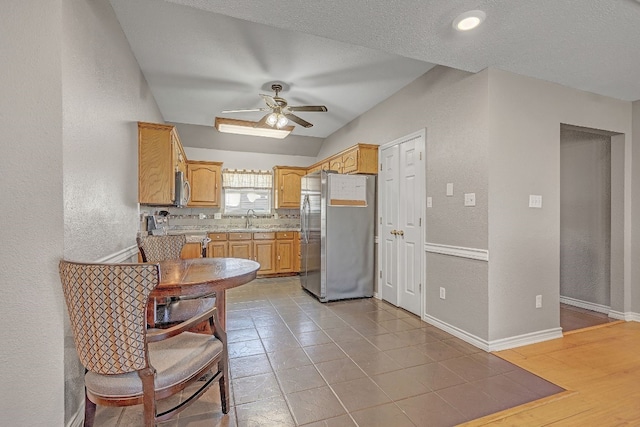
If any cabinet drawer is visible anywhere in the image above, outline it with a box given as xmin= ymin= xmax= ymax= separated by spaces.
xmin=253 ymin=232 xmax=276 ymax=240
xmin=276 ymin=231 xmax=296 ymax=240
xmin=208 ymin=232 xmax=227 ymax=241
xmin=228 ymin=232 xmax=252 ymax=240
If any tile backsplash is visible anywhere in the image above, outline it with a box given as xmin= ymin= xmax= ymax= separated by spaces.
xmin=140 ymin=206 xmax=300 ymax=233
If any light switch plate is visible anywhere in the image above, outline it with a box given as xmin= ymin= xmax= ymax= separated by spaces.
xmin=446 ymin=183 xmax=454 ymax=196
xmin=427 ymin=197 xmax=433 ymax=208
xmin=529 ymin=195 xmax=543 ymax=208
xmin=464 ymin=193 xmax=476 ymax=207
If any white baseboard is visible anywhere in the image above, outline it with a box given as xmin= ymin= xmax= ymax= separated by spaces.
xmin=487 ymin=328 xmax=563 ymax=352
xmin=609 ymin=310 xmax=640 ymax=322
xmin=95 ymin=244 xmax=138 ymax=263
xmin=422 ymin=314 xmax=490 ymax=351
xmin=560 ymin=295 xmax=610 ymax=314
xmin=67 ymin=401 xmax=84 ymax=427
xmin=422 ymin=313 xmax=563 ymax=352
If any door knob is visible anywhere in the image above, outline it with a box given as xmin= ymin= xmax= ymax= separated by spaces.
xmin=390 ymin=230 xmax=397 ymax=235
xmin=397 ymin=230 xmax=404 ymax=236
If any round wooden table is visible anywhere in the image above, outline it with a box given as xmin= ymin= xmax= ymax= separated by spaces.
xmin=152 ymin=257 xmax=260 ymax=330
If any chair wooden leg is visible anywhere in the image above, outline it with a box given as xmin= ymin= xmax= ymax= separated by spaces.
xmin=219 ymin=360 xmax=230 ymax=414
xmin=139 ymin=368 xmax=156 ymax=427
xmin=84 ymin=393 xmax=96 ymax=427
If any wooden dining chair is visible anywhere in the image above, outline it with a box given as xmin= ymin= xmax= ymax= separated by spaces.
xmin=59 ymin=260 xmax=229 ymax=427
xmin=136 ymin=234 xmax=216 ymax=327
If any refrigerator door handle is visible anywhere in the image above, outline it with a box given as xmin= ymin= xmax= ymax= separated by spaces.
xmin=302 ymin=195 xmax=310 ymax=243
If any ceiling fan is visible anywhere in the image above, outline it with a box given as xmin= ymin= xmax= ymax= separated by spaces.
xmin=222 ymin=83 xmax=328 ymax=129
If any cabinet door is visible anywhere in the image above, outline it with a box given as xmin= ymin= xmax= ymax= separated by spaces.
xmin=138 ymin=122 xmax=175 ymax=205
xmin=229 ymin=241 xmax=252 ymax=260
xmin=180 ymin=242 xmax=203 ymax=259
xmin=188 ymin=161 xmax=222 ymax=207
xmin=341 ymin=148 xmax=359 ymax=174
xmin=276 ymin=240 xmax=294 ymax=273
xmin=207 ymin=241 xmax=228 ymax=258
xmin=254 ymin=240 xmax=276 ymax=275
xmin=275 ymin=168 xmax=306 ymax=209
xmin=329 ymin=157 xmax=343 ymax=173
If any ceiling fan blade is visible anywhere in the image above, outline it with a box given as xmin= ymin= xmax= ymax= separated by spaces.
xmin=221 ymin=108 xmax=266 ymax=113
xmin=288 ymin=105 xmax=328 ymax=112
xmin=285 ymin=113 xmax=313 ymax=128
xmin=260 ymin=94 xmax=278 ymax=109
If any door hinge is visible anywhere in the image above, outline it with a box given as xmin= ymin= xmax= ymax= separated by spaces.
xmin=380 ymin=217 xmax=382 ymax=224
xmin=380 ymin=163 xmax=382 ymax=171
xmin=419 ymin=283 xmax=422 ymax=292
xmin=379 ymin=271 xmax=382 ymax=279
xmin=419 ymin=218 xmax=421 ymax=226
xmin=419 ymin=152 xmax=422 ymax=160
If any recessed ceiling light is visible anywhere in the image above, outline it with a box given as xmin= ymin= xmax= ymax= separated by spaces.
xmin=453 ymin=10 xmax=486 ymax=31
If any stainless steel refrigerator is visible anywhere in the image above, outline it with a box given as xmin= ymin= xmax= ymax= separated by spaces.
xmin=300 ymin=171 xmax=375 ymax=302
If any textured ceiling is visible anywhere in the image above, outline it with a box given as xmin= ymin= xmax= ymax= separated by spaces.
xmin=110 ymin=0 xmax=640 ymax=154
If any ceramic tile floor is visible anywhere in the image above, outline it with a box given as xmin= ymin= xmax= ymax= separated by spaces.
xmin=94 ymin=276 xmax=564 ymax=426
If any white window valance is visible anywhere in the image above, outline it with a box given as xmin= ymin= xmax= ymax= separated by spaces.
xmin=222 ymin=169 xmax=273 ymax=189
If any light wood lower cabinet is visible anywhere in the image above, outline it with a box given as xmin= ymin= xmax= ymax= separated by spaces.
xmin=228 ymin=233 xmax=253 ymax=260
xmin=180 ymin=242 xmax=203 ymax=259
xmin=206 ymin=232 xmax=228 ymax=258
xmin=206 ymin=231 xmax=299 ymax=276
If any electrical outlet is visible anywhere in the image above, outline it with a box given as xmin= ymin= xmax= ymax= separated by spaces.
xmin=535 ymin=295 xmax=542 ymax=308
xmin=446 ymin=183 xmax=454 ymax=196
xmin=439 ymin=287 xmax=446 ymax=299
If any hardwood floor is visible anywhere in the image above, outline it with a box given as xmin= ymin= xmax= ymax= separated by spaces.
xmin=462 ymin=321 xmax=640 ymax=426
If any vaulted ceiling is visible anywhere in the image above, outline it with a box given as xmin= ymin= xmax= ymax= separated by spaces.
xmin=110 ymin=0 xmax=640 ymax=155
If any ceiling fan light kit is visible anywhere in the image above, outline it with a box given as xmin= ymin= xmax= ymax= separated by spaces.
xmin=221 ymin=83 xmax=328 ymax=132
xmin=214 ymin=117 xmax=293 ymax=139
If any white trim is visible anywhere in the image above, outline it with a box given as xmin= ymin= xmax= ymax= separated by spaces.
xmin=424 ymin=242 xmax=489 ymax=261
xmin=95 ymin=244 xmax=139 ymax=263
xmin=487 ymin=328 xmax=564 ymax=352
xmin=608 ymin=310 xmax=640 ymax=322
xmin=422 ymin=313 xmax=490 ymax=351
xmin=67 ymin=401 xmax=84 ymax=427
xmin=423 ymin=313 xmax=564 ymax=352
xmin=560 ymin=295 xmax=610 ymax=315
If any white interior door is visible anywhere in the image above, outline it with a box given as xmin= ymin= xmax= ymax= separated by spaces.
xmin=380 ymin=145 xmax=399 ymax=305
xmin=397 ymin=139 xmax=422 ymax=315
xmin=378 ymin=130 xmax=425 ymax=316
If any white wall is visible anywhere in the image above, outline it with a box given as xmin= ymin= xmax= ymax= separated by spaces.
xmin=61 ymin=0 xmax=165 ymax=424
xmin=487 ymin=68 xmax=633 ymax=341
xmin=0 ymin=1 xmax=65 ymax=426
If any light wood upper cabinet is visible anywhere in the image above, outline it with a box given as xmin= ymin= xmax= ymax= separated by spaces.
xmin=306 ymin=143 xmax=378 ymax=175
xmin=187 ymin=161 xmax=223 ymax=207
xmin=273 ymin=166 xmax=307 ymax=209
xmin=138 ymin=122 xmax=188 ymax=205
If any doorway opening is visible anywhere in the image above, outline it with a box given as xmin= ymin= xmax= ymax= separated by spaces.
xmin=559 ymin=124 xmax=624 ymax=333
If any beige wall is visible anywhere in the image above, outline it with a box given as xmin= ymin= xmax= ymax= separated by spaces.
xmin=0 ymin=1 xmax=64 ymax=425
xmin=61 ymin=0 xmax=165 ymax=424
xmin=322 ymin=66 xmax=491 ymax=340
xmin=487 ymin=68 xmax=633 ymax=341
xmin=560 ymin=128 xmax=611 ymax=306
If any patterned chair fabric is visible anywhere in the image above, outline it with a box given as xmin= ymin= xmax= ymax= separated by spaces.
xmin=58 ymin=259 xmax=229 ymax=426
xmin=59 ymin=261 xmax=158 ymax=374
xmin=136 ymin=234 xmax=186 ymax=263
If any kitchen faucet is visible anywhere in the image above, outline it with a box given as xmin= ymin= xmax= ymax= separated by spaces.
xmin=245 ymin=209 xmax=257 ymax=228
